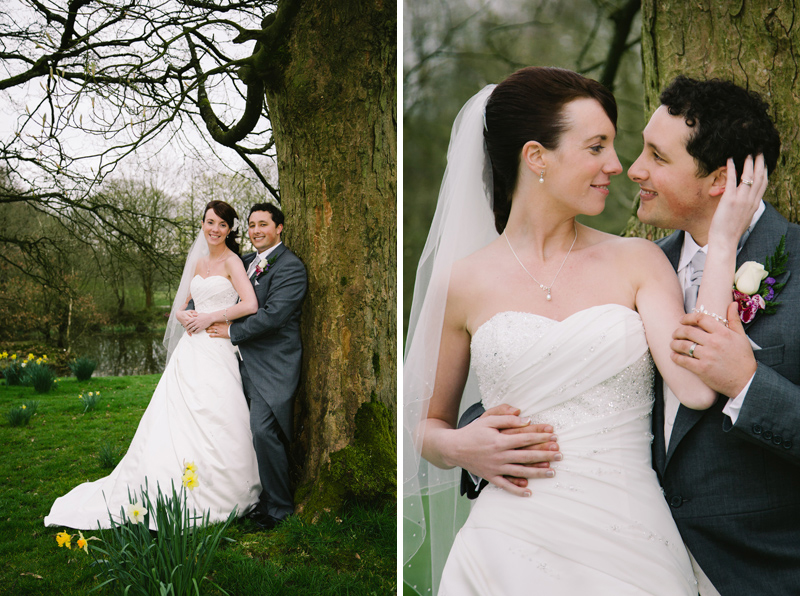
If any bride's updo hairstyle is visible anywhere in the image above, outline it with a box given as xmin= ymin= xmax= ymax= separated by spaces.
xmin=484 ymin=66 xmax=617 ymax=233
xmin=204 ymin=200 xmax=241 ymax=255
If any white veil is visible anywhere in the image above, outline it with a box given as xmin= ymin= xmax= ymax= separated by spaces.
xmin=163 ymin=230 xmax=209 ymax=364
xmin=403 ymin=85 xmax=500 ymax=595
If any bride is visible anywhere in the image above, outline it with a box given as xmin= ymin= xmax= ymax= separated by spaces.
xmin=45 ymin=200 xmax=261 ymax=530
xmin=403 ymin=67 xmax=765 ymax=594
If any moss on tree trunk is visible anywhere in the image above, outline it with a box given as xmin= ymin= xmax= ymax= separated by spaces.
xmin=625 ymin=0 xmax=800 ymax=237
xmin=263 ymin=0 xmax=397 ymax=519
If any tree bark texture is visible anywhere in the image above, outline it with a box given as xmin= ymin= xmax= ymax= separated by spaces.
xmin=262 ymin=0 xmax=396 ymax=517
xmin=626 ymin=0 xmax=800 ymax=238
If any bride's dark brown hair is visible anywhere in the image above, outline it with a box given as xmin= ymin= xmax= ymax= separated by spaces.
xmin=203 ymin=200 xmax=241 ymax=255
xmin=484 ymin=67 xmax=618 ymax=234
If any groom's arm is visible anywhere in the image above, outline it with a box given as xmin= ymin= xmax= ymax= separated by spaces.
xmin=458 ymin=402 xmax=488 ymax=498
xmin=228 ymin=258 xmax=307 ymax=344
xmin=728 ymin=359 xmax=800 ymax=463
xmin=673 ymin=303 xmax=800 ymax=464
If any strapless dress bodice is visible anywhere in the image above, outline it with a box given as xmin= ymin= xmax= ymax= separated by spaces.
xmin=190 ymin=275 xmax=239 ymax=312
xmin=470 ymin=307 xmax=654 ymax=429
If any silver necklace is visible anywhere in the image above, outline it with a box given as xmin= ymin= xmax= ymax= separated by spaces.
xmin=503 ymin=223 xmax=578 ymax=301
xmin=206 ymin=253 xmax=227 ymax=276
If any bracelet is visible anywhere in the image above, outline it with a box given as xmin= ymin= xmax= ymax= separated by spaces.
xmin=223 ymin=308 xmax=229 ymax=324
xmin=692 ymin=305 xmax=729 ymax=327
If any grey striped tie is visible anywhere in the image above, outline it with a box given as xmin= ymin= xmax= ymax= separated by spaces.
xmin=684 ymin=250 xmax=706 ymax=313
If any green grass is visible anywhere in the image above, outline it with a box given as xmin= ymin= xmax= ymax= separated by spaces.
xmin=0 ymin=376 xmax=396 ymax=596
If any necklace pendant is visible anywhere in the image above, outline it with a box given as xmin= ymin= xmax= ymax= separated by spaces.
xmin=546 ymin=292 xmax=552 ymax=301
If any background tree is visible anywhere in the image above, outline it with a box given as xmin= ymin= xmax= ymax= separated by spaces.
xmin=0 ymin=0 xmax=396 ymax=517
xmin=625 ymin=0 xmax=800 ymax=237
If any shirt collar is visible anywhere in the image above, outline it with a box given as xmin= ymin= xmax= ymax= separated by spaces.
xmin=256 ymin=241 xmax=282 ymax=261
xmin=678 ymin=200 xmax=766 ymax=272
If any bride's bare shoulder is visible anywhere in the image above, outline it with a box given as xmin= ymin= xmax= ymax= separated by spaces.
xmin=445 ymin=239 xmax=505 ymax=300
xmin=591 ymin=232 xmax=672 ymax=274
xmin=451 ymin=239 xmax=502 ymax=277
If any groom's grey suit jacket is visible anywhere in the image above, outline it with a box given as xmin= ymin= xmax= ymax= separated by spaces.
xmin=229 ymin=244 xmax=307 ymax=440
xmin=653 ymin=203 xmax=800 ymax=595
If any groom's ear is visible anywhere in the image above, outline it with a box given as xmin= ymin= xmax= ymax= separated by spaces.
xmin=708 ymin=164 xmax=727 ymax=197
xmin=521 ymin=141 xmax=546 ymax=173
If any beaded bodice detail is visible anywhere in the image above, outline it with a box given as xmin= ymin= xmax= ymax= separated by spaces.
xmin=190 ymin=275 xmax=239 ymax=313
xmin=471 ymin=310 xmax=654 ymax=429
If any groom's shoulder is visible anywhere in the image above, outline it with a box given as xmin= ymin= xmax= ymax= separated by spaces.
xmin=654 ymin=230 xmax=683 ymax=252
xmin=276 ymin=245 xmax=307 ymax=275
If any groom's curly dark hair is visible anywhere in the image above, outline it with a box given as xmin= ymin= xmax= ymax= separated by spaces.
xmin=660 ymin=76 xmax=780 ymax=182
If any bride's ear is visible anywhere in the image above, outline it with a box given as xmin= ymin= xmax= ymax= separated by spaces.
xmin=521 ymin=141 xmax=546 ymax=174
xmin=708 ymin=164 xmax=727 ymax=197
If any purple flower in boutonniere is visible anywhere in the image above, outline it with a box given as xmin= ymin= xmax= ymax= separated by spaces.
xmin=732 ymin=235 xmax=788 ymax=323
xmin=253 ymin=255 xmax=277 ymax=277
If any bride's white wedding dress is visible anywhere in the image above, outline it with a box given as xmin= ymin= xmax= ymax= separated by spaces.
xmin=44 ymin=275 xmax=260 ymax=530
xmin=440 ymin=304 xmax=697 ymax=595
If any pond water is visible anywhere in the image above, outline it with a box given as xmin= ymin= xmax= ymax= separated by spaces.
xmin=71 ymin=332 xmax=166 ymax=377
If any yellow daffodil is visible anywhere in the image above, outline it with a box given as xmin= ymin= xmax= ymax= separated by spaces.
xmin=182 ymin=470 xmax=199 ymax=491
xmin=183 ymin=461 xmax=197 ymax=473
xmin=10 ymin=354 xmax=16 ymax=360
xmin=1 ymin=352 xmax=7 ymax=358
xmin=127 ymin=501 xmax=145 ymax=524
xmin=75 ymin=531 xmax=98 ymax=553
xmin=27 ymin=353 xmax=34 ymax=360
xmin=21 ymin=405 xmax=26 ymax=410
xmin=56 ymin=531 xmax=72 ymax=549
xmin=88 ymin=392 xmax=93 ymax=397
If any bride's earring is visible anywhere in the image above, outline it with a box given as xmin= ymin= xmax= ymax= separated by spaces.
xmin=539 ymin=170 xmax=545 ymax=184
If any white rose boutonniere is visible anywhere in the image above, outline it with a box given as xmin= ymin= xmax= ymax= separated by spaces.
xmin=253 ymin=255 xmax=278 ymax=280
xmin=732 ymin=236 xmax=789 ymax=324
xmin=734 ymin=261 xmax=768 ymax=295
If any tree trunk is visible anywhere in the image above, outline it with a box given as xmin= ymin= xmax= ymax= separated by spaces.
xmin=142 ymin=271 xmax=153 ymax=310
xmin=263 ymin=0 xmax=396 ymax=518
xmin=625 ymin=0 xmax=800 ymax=237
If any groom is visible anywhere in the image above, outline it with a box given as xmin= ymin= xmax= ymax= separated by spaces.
xmin=209 ymin=201 xmax=307 ymax=530
xmin=460 ymin=77 xmax=800 ymax=594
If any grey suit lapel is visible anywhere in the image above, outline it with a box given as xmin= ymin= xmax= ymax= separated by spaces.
xmin=736 ymin=203 xmax=791 ymax=331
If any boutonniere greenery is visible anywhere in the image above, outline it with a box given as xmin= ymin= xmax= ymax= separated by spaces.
xmin=733 ymin=235 xmax=788 ymax=323
xmin=254 ymin=255 xmax=277 ymax=277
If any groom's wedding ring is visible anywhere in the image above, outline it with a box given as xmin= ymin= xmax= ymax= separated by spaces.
xmin=741 ymin=178 xmax=754 ymax=186
xmin=689 ymin=342 xmax=698 ymax=358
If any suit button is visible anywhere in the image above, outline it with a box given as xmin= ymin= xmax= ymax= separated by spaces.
xmin=753 ymin=424 xmax=762 ymax=435
xmin=764 ymin=430 xmax=773 ymax=441
xmin=784 ymin=440 xmax=793 ymax=449
xmin=773 ymin=435 xmax=783 ymax=445
xmin=669 ymin=496 xmax=683 ymax=508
